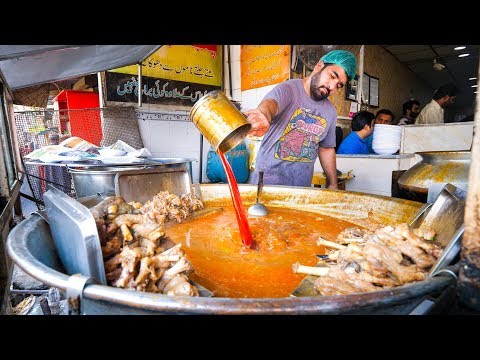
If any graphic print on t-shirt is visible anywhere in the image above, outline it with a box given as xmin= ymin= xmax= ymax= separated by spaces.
xmin=274 ymin=107 xmax=327 ymax=162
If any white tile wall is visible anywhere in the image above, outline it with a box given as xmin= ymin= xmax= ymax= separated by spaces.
xmin=400 ymin=122 xmax=474 ymax=154
xmin=137 ymin=119 xmax=202 ymax=184
xmin=239 ymin=89 xmax=257 ymax=111
xmin=137 ymin=118 xmax=151 ymax=146
xmin=148 ymin=121 xmax=173 ymax=153
xmin=239 ymin=84 xmax=277 ymax=112
xmin=256 ymin=84 xmax=276 ymax=99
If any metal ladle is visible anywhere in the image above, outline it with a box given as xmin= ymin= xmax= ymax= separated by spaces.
xmin=248 ymin=171 xmax=269 ymax=217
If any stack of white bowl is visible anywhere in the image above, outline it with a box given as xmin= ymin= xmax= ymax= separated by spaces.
xmin=372 ymin=124 xmax=402 ymax=155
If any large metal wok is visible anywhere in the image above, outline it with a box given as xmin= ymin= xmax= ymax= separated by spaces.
xmin=7 ymin=184 xmax=457 ymax=314
xmin=398 ymin=151 xmax=470 ymax=195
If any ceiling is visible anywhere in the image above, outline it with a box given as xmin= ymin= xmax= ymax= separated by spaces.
xmin=381 ymin=45 xmax=480 ymax=109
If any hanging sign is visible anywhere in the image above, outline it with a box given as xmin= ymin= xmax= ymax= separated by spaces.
xmin=241 ymin=45 xmax=290 ymax=91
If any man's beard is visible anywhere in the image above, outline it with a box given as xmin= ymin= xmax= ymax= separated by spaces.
xmin=309 ymin=71 xmax=330 ymax=101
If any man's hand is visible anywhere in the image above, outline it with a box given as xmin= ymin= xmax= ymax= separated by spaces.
xmin=244 ymin=109 xmax=270 ymax=137
xmin=318 ymin=147 xmax=338 ymax=190
xmin=244 ymin=99 xmax=278 ymax=137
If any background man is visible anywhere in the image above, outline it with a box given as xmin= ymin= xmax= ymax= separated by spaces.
xmin=398 ymin=99 xmax=421 ymax=125
xmin=365 ymin=109 xmax=395 ymax=153
xmin=415 ymin=83 xmax=459 ymax=125
xmin=337 ymin=111 xmax=375 ymax=154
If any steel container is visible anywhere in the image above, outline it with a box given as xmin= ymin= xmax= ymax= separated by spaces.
xmin=68 ymin=158 xmax=194 ymax=198
xmin=190 ymin=90 xmax=252 ymax=153
xmin=398 ymin=151 xmax=470 ymax=194
xmin=7 ymin=184 xmax=457 ymax=314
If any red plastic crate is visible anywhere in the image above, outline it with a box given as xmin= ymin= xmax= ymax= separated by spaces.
xmin=53 ymin=90 xmax=102 ymax=145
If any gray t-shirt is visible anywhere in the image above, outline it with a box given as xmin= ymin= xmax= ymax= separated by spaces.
xmin=249 ymin=79 xmax=337 ymax=187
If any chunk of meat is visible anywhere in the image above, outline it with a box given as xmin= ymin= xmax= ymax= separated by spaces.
xmin=314 ymin=276 xmax=361 ymax=296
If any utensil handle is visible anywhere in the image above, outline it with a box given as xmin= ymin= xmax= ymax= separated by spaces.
xmin=256 ymin=171 xmax=264 ymax=203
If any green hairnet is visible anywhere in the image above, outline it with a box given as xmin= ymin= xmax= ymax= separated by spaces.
xmin=320 ymin=50 xmax=357 ymax=80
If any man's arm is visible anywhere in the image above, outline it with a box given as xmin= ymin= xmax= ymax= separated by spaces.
xmin=318 ymin=147 xmax=338 ymax=189
xmin=244 ymin=99 xmax=278 ymax=137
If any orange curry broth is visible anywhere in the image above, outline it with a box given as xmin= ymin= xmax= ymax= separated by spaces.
xmin=165 ymin=206 xmax=360 ymax=298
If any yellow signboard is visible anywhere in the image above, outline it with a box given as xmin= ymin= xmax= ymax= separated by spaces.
xmin=241 ymin=45 xmax=290 ymax=91
xmin=110 ymin=45 xmax=222 ymax=87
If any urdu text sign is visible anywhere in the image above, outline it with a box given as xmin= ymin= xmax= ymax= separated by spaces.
xmin=241 ymin=45 xmax=290 ymax=91
xmin=109 ymin=45 xmax=222 ymax=87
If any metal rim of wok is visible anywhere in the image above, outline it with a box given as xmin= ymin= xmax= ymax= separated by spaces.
xmin=398 ymin=151 xmax=470 ymax=194
xmin=7 ymin=214 xmax=455 ymax=315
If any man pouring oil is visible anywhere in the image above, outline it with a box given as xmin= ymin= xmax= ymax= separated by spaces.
xmin=244 ymin=49 xmax=357 ymax=190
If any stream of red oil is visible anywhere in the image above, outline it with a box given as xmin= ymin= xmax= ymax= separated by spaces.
xmin=218 ymin=150 xmax=254 ymax=248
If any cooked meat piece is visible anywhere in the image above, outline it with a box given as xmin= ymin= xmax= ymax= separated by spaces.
xmin=413 ymin=227 xmax=436 ymax=241
xmin=164 ymin=257 xmax=193 ymax=277
xmin=113 ymin=268 xmax=134 ymax=288
xmin=104 ymin=253 xmax=122 ymax=273
xmin=388 ymin=237 xmax=435 ymax=268
xmin=90 ymin=197 xmax=125 ymax=241
xmin=102 ymin=237 xmax=122 ymax=258
xmin=106 ymin=267 xmax=122 ymax=282
xmin=140 ymin=191 xmax=204 ymax=225
xmin=90 ymin=196 xmax=125 ymax=223
xmin=114 ymin=214 xmax=145 ymax=228
xmin=337 ymin=244 xmax=373 ymax=274
xmin=404 ymin=233 xmax=443 ymax=258
xmin=138 ymin=237 xmax=158 ymax=257
xmin=124 ymin=277 xmax=138 ymax=290
xmin=131 ymin=223 xmax=165 ymax=242
xmin=314 ymin=276 xmax=361 ymax=295
xmin=112 ymin=247 xmax=143 ymax=288
xmin=162 ymin=274 xmax=188 ymax=293
xmin=326 ymin=268 xmax=379 ymax=292
xmin=118 ymin=201 xmax=135 ymax=215
xmin=151 ymin=254 xmax=182 ymax=268
xmin=159 ymin=243 xmax=183 ymax=257
xmin=355 ymin=271 xmax=397 ymax=287
xmin=145 ymin=281 xmax=159 ymax=293
xmin=336 ymin=227 xmax=372 ymax=244
xmin=393 ymin=223 xmax=442 ymax=258
xmin=164 ymin=275 xmax=199 ymax=296
xmin=363 ymin=241 xmax=425 ymax=284
xmin=128 ymin=201 xmax=143 ymax=210
xmin=374 ymin=228 xmax=436 ymax=268
xmin=135 ymin=257 xmax=157 ymax=289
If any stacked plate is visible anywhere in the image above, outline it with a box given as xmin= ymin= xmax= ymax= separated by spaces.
xmin=372 ymin=124 xmax=402 ymax=155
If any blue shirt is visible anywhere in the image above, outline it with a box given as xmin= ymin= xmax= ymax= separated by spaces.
xmin=337 ymin=132 xmax=368 ymax=154
xmin=365 ymin=134 xmax=375 ymax=153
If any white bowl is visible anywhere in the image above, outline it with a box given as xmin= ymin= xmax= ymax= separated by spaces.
xmin=98 ymin=148 xmax=127 ymax=157
xmin=372 ymin=147 xmax=400 ymax=155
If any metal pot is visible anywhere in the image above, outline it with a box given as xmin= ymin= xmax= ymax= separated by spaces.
xmin=6 ymin=184 xmax=456 ymax=314
xmin=68 ymin=158 xmax=194 ymax=198
xmin=398 ymin=151 xmax=470 ymax=194
xmin=190 ymin=90 xmax=251 ymax=153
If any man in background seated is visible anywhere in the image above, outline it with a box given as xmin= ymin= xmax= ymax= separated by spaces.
xmin=337 ymin=111 xmax=375 ymax=154
xmin=398 ymin=99 xmax=421 ymax=125
xmin=366 ymin=109 xmax=395 ymax=153
xmin=416 ymin=83 xmax=459 ymax=125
